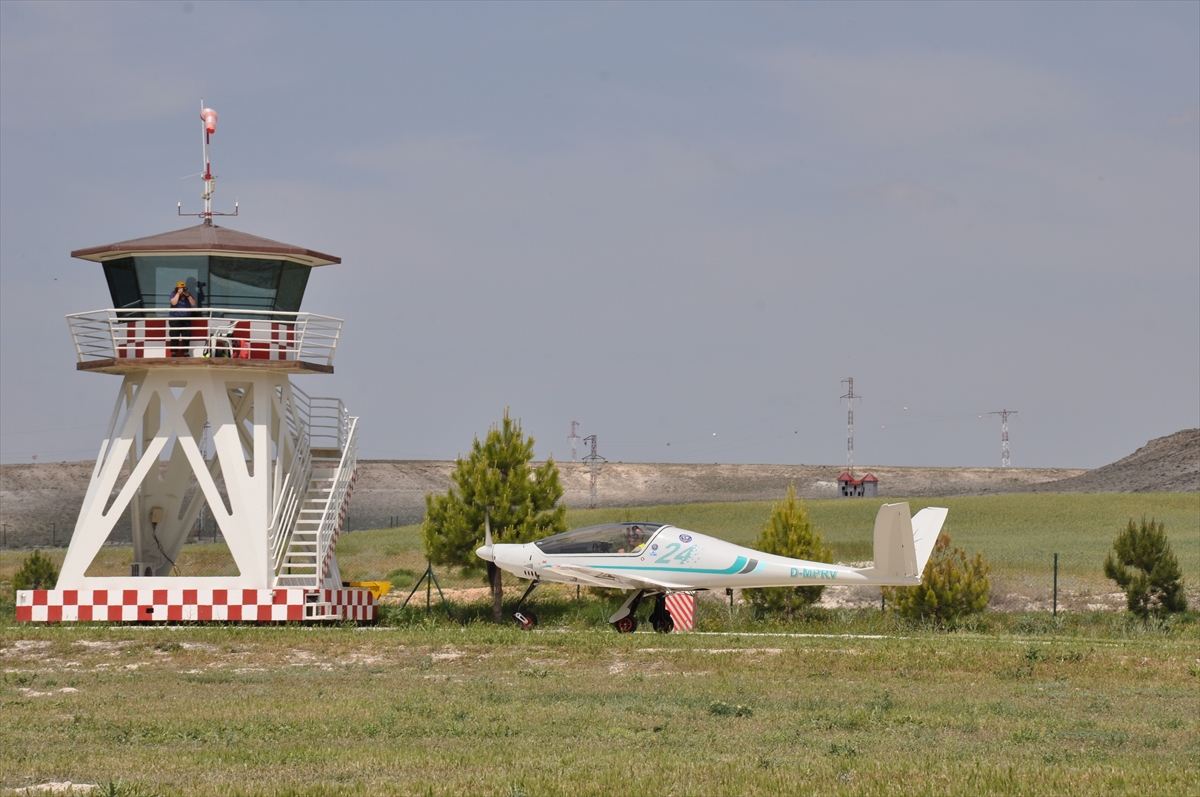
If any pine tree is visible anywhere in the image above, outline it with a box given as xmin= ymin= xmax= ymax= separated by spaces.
xmin=12 ymin=550 xmax=59 ymax=595
xmin=883 ymin=533 xmax=990 ymax=625
xmin=1103 ymin=516 xmax=1187 ymax=621
xmin=744 ymin=485 xmax=833 ymax=620
xmin=423 ymin=409 xmax=566 ymax=622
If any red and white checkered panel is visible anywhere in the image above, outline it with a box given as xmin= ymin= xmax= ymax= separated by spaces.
xmin=664 ymin=592 xmax=695 ymax=632
xmin=115 ymin=318 xmax=296 ymax=360
xmin=15 ymin=588 xmax=374 ymax=623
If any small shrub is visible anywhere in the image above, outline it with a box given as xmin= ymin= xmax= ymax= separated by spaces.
xmin=386 ymin=568 xmax=417 ymax=585
xmin=708 ymin=700 xmax=753 ymax=717
xmin=744 ymin=485 xmax=833 ymax=620
xmin=866 ymin=691 xmax=894 ymax=716
xmin=12 ymin=550 xmax=59 ymax=594
xmin=882 ymin=533 xmax=990 ymax=625
xmin=1103 ymin=516 xmax=1187 ymax=621
xmin=96 ymin=782 xmax=155 ymax=797
xmin=1024 ymin=647 xmax=1049 ymax=663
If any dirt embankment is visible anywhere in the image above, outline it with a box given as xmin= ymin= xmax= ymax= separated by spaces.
xmin=1023 ymin=429 xmax=1199 ymax=494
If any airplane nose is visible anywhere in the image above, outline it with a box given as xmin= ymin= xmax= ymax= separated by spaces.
xmin=476 ymin=544 xmax=494 ymax=563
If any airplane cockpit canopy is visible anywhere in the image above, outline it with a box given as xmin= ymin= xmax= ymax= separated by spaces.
xmin=534 ymin=523 xmax=667 ymax=555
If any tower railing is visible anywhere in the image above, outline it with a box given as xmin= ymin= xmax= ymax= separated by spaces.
xmin=66 ymin=308 xmax=343 ymax=367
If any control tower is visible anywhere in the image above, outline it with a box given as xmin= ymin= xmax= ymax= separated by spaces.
xmin=17 ymin=106 xmax=372 ymax=623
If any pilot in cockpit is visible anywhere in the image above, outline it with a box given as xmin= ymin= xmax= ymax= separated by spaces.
xmin=621 ymin=525 xmax=646 ymax=554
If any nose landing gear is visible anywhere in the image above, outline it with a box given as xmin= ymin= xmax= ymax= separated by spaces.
xmin=614 ymin=615 xmax=638 ymax=633
xmin=511 ymin=579 xmax=540 ymax=630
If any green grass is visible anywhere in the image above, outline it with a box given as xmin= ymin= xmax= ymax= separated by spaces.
xmin=1 ymin=624 xmax=1197 ymax=796
xmin=2 ymin=493 xmax=1198 ymax=794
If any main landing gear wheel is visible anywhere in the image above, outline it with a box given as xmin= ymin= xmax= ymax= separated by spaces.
xmin=514 ymin=611 xmax=538 ymax=630
xmin=614 ymin=615 xmax=638 ymax=633
xmin=649 ymin=594 xmax=674 ymax=633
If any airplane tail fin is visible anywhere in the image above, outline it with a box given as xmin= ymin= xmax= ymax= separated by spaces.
xmin=857 ymin=502 xmax=948 ymax=583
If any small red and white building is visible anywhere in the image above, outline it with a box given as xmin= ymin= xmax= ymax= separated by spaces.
xmin=837 ymin=472 xmax=879 ymax=498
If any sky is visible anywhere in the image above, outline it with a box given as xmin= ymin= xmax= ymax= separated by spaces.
xmin=1 ymin=1 xmax=1197 ymax=470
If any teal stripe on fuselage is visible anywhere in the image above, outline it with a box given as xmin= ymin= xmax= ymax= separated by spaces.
xmin=598 ymin=555 xmax=750 ymax=576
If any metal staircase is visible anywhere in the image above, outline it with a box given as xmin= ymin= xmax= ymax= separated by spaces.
xmin=271 ymin=388 xmax=358 ymax=591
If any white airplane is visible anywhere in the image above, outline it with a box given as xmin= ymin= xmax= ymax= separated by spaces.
xmin=477 ymin=502 xmax=947 ymax=632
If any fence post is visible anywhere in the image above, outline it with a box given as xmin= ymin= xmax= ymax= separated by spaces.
xmin=1052 ymin=553 xmax=1058 ymax=618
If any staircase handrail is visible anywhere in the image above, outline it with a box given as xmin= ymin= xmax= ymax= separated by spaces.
xmin=288 ymin=383 xmax=312 ymax=441
xmin=269 ymin=429 xmax=312 ymax=577
xmin=281 ymin=382 xmax=345 ymax=453
xmin=317 ymin=415 xmax=359 ymax=586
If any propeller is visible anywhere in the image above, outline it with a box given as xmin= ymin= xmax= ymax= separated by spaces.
xmin=476 ymin=508 xmax=495 ymax=562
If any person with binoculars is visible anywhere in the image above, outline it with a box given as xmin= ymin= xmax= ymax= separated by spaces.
xmin=169 ymin=280 xmax=197 ymax=357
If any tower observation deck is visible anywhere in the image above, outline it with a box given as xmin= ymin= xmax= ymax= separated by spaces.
xmin=17 ymin=107 xmax=372 ymax=623
xmin=68 ymin=224 xmax=342 ymax=374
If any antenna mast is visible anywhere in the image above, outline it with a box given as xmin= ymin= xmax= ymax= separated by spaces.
xmin=988 ymin=409 xmax=1017 ymax=467
xmin=581 ymin=434 xmax=606 ymax=509
xmin=840 ymin=378 xmax=858 ymax=476
xmin=569 ymin=421 xmax=580 ymax=462
xmin=179 ymin=99 xmax=238 ymax=224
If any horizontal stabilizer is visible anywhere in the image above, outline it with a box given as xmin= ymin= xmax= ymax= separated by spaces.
xmin=910 ymin=506 xmax=948 ymax=575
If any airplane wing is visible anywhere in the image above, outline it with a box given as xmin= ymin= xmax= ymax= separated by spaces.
xmin=547 ymin=563 xmax=691 ymax=592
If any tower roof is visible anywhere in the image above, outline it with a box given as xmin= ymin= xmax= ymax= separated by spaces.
xmin=71 ymin=224 xmax=340 ymax=267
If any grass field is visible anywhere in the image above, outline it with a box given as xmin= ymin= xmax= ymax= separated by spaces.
xmin=2 ymin=493 xmax=1198 ymax=795
xmin=2 ymin=624 xmax=1198 ymax=796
